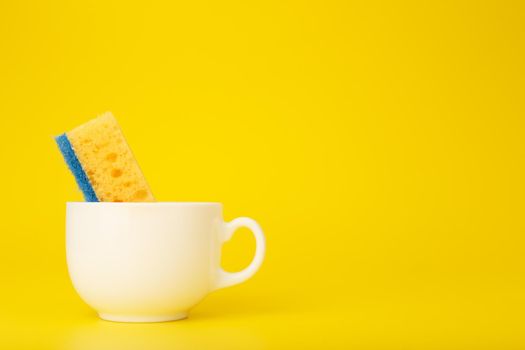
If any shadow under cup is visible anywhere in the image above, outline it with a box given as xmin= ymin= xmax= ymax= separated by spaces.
xmin=66 ymin=202 xmax=265 ymax=323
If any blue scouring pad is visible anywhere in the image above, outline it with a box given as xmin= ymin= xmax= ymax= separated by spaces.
xmin=55 ymin=133 xmax=99 ymax=202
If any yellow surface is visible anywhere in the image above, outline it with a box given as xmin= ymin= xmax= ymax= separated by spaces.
xmin=67 ymin=112 xmax=155 ymax=202
xmin=0 ymin=0 xmax=524 ymax=348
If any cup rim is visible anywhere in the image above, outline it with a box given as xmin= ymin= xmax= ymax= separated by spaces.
xmin=67 ymin=202 xmax=223 ymax=206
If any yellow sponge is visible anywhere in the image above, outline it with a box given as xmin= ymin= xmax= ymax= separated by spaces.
xmin=64 ymin=112 xmax=155 ymax=202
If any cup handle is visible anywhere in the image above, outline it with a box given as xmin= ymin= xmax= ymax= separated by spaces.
xmin=213 ymin=217 xmax=266 ymax=291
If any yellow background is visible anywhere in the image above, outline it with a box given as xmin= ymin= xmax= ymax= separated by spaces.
xmin=1 ymin=0 xmax=524 ymax=348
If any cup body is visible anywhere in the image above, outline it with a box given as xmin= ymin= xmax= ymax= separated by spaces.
xmin=66 ymin=202 xmax=224 ymax=322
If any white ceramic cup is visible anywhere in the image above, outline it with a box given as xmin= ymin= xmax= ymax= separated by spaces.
xmin=66 ymin=202 xmax=266 ymax=323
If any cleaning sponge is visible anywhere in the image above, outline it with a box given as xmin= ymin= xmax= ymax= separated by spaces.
xmin=55 ymin=112 xmax=155 ymax=202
